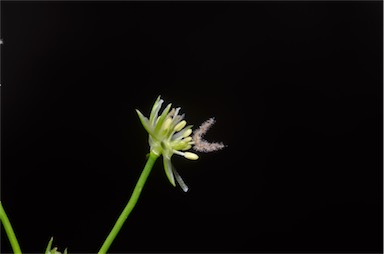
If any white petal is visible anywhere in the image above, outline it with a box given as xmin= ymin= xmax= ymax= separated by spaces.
xmin=150 ymin=98 xmax=164 ymax=125
xmin=155 ymin=103 xmax=172 ymax=131
xmin=172 ymin=166 xmax=189 ymax=192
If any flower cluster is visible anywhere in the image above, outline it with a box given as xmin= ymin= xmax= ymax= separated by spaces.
xmin=136 ymin=96 xmax=198 ymax=192
xmin=136 ymin=96 xmax=224 ymax=192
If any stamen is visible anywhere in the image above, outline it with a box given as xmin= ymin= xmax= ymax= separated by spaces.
xmin=183 ymin=137 xmax=192 ymax=143
xmin=184 ymin=152 xmax=199 ymax=160
xmin=182 ymin=128 xmax=192 ymax=137
xmin=174 ymin=120 xmax=187 ymax=132
xmin=182 ymin=144 xmax=192 ymax=151
xmin=173 ymin=150 xmax=185 ymax=156
xmin=162 ymin=118 xmax=172 ymax=130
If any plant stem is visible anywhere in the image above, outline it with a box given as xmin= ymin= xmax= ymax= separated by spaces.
xmin=0 ymin=201 xmax=22 ymax=254
xmin=98 ymin=152 xmax=159 ymax=254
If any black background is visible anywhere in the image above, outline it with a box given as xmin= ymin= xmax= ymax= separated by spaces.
xmin=1 ymin=1 xmax=383 ymax=253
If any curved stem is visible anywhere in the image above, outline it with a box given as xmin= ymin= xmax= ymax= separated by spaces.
xmin=0 ymin=201 xmax=22 ymax=254
xmin=98 ymin=152 xmax=159 ymax=254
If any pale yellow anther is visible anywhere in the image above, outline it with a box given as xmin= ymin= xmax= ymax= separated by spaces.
xmin=162 ymin=118 xmax=173 ymax=130
xmin=182 ymin=128 xmax=192 ymax=138
xmin=184 ymin=152 xmax=199 ymax=160
xmin=183 ymin=136 xmax=192 ymax=143
xmin=174 ymin=120 xmax=187 ymax=132
xmin=181 ymin=144 xmax=192 ymax=151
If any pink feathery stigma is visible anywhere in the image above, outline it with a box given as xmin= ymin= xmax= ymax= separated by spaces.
xmin=192 ymin=117 xmax=225 ymax=152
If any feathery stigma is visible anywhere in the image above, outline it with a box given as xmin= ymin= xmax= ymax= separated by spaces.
xmin=192 ymin=118 xmax=225 ymax=152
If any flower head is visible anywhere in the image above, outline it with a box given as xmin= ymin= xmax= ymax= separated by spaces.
xmin=136 ymin=96 xmax=198 ymax=192
xmin=136 ymin=96 xmax=225 ymax=192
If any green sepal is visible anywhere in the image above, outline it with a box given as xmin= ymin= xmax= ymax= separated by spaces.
xmin=163 ymin=157 xmax=175 ymax=187
xmin=136 ymin=110 xmax=156 ymax=138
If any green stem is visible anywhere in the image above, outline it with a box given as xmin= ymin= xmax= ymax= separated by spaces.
xmin=0 ymin=201 xmax=22 ymax=254
xmin=98 ymin=152 xmax=159 ymax=254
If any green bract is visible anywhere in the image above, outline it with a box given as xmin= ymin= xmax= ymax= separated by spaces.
xmin=45 ymin=237 xmax=67 ymax=254
xmin=136 ymin=96 xmax=198 ymax=192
